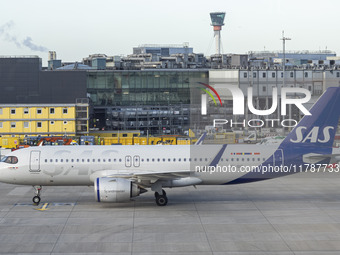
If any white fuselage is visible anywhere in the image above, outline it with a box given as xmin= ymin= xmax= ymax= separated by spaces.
xmin=0 ymin=144 xmax=281 ymax=186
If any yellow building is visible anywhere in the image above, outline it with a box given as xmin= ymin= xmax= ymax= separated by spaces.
xmin=0 ymin=103 xmax=89 ymax=137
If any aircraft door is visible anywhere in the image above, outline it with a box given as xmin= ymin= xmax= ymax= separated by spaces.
xmin=30 ymin=151 xmax=41 ymax=172
xmin=125 ymin=156 xmax=132 ymax=167
xmin=274 ymin=149 xmax=284 ymax=167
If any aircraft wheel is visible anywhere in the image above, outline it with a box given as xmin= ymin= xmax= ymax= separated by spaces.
xmin=33 ymin=196 xmax=41 ymax=205
xmin=155 ymin=193 xmax=168 ymax=206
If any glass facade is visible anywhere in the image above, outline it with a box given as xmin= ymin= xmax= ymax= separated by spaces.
xmin=87 ymin=70 xmax=208 ymax=135
xmin=87 ymin=70 xmax=208 ymax=106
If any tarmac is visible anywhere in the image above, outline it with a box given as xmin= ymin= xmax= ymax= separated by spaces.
xmin=1 ymin=171 xmax=340 ymax=254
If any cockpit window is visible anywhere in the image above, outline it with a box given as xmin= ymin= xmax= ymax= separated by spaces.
xmin=1 ymin=156 xmax=18 ymax=164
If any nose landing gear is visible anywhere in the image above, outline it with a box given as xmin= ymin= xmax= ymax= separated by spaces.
xmin=32 ymin=185 xmax=42 ymax=205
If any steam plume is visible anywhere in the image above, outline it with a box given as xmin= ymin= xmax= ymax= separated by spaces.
xmin=0 ymin=21 xmax=49 ymax=52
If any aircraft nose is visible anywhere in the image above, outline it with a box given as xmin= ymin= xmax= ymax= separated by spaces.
xmin=0 ymin=162 xmax=7 ymax=180
xmin=0 ymin=162 xmax=14 ymax=183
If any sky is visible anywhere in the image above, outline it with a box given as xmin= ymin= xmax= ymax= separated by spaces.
xmin=1 ymin=0 xmax=339 ymax=66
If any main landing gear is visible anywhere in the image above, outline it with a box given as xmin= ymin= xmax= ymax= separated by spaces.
xmin=32 ymin=185 xmax=42 ymax=205
xmin=155 ymin=189 xmax=168 ymax=206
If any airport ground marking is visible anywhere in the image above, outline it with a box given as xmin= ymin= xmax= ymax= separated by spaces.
xmin=35 ymin=203 xmax=49 ymax=211
xmin=14 ymin=202 xmax=77 ymax=211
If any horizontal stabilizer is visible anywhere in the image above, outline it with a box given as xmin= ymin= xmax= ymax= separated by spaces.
xmin=303 ymin=153 xmax=340 ymax=164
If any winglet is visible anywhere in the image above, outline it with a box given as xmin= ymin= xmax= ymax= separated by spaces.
xmin=195 ymin=132 xmax=207 ymax=145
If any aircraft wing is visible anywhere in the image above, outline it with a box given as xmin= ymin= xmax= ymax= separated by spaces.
xmin=108 ymin=170 xmax=191 ymax=180
xmin=90 ymin=169 xmax=192 ymax=185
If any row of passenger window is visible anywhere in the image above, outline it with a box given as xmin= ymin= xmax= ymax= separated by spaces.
xmin=43 ymin=157 xmax=266 ymax=163
xmin=44 ymin=158 xmax=122 ymax=163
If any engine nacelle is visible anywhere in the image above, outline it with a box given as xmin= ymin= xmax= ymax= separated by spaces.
xmin=94 ymin=177 xmax=143 ymax=202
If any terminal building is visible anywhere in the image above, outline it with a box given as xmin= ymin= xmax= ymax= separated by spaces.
xmin=1 ymin=47 xmax=340 ymax=137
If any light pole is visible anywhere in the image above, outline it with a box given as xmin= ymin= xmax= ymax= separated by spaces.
xmin=280 ymin=31 xmax=292 ymax=132
xmin=281 ymin=31 xmax=291 ymax=87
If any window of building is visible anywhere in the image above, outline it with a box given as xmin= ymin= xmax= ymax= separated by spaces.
xmin=262 ymin=72 xmax=266 ymax=78
xmin=63 ymin=108 xmax=68 ymax=114
xmin=243 ymin=72 xmax=247 ymax=78
xmin=290 ymin=72 xmax=294 ymax=78
xmin=263 ymin=86 xmax=266 ymax=92
xmin=50 ymin=108 xmax=55 ymax=114
xmin=11 ymin=122 xmax=16 ymax=128
xmin=37 ymin=122 xmax=42 ymax=128
xmin=304 ymin=72 xmax=308 ymax=78
xmin=337 ymin=72 xmax=340 ymax=78
xmin=63 ymin=121 xmax=68 ymax=125
xmin=0 ymin=122 xmax=2 ymax=128
xmin=0 ymin=108 xmax=2 ymax=115
xmin=272 ymin=72 xmax=275 ymax=78
xmin=24 ymin=122 xmax=29 ymax=128
xmin=11 ymin=109 xmax=16 ymax=115
xmin=24 ymin=108 xmax=29 ymax=114
xmin=281 ymin=72 xmax=283 ymax=78
xmin=50 ymin=121 xmax=55 ymax=125
xmin=253 ymin=72 xmax=257 ymax=78
xmin=37 ymin=108 xmax=42 ymax=114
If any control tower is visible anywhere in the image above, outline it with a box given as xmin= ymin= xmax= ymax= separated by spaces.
xmin=210 ymin=12 xmax=226 ymax=55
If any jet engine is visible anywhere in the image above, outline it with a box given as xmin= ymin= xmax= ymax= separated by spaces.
xmin=94 ymin=177 xmax=146 ymax=202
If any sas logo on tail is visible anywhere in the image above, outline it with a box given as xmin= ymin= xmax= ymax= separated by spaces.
xmin=290 ymin=126 xmax=334 ymax=143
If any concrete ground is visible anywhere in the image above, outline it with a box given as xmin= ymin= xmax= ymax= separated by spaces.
xmin=1 ymin=172 xmax=340 ymax=254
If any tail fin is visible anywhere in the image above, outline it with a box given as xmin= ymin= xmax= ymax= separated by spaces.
xmin=281 ymin=87 xmax=340 ymax=147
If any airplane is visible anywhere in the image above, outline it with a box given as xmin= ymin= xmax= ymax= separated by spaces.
xmin=0 ymin=87 xmax=340 ymax=206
